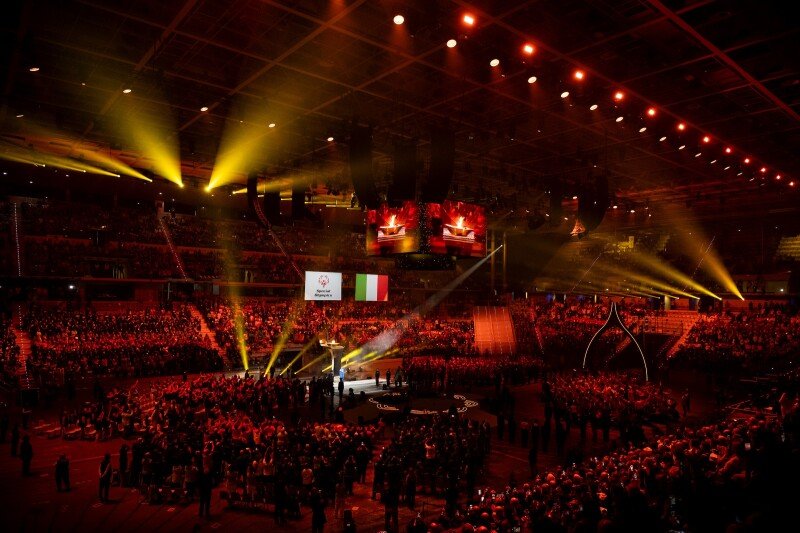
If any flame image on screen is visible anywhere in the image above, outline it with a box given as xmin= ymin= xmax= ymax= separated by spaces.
xmin=380 ymin=214 xmax=404 ymax=236
xmin=445 ymin=215 xmax=473 ymax=237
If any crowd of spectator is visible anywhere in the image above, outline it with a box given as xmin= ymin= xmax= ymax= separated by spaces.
xmin=23 ymin=305 xmax=221 ymax=380
xmin=1 ymin=318 xmax=21 ymax=385
xmin=674 ymin=305 xmax=800 ymax=372
xmin=421 ymin=406 xmax=799 ymax=532
xmin=402 ymin=356 xmax=543 ymax=392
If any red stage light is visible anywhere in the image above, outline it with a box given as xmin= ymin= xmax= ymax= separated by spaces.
xmin=613 ymin=91 xmax=624 ymax=101
xmin=744 ymin=157 xmax=750 ymax=164
xmin=523 ymin=43 xmax=535 ymax=55
xmin=702 ymin=135 xmax=710 ymax=143
xmin=677 ymin=122 xmax=686 ymax=131
xmin=725 ymin=147 xmax=732 ymax=154
xmin=776 ymin=174 xmax=782 ymax=180
xmin=760 ymin=167 xmax=767 ymax=173
xmin=573 ymin=70 xmax=584 ymax=80
xmin=646 ymin=107 xmax=656 ymax=117
xmin=463 ymin=14 xmax=475 ymax=26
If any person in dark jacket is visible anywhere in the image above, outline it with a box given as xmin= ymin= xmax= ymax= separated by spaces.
xmin=99 ymin=453 xmax=112 ymax=502
xmin=55 ymin=455 xmax=70 ymax=491
xmin=20 ymin=435 xmax=33 ymax=475
xmin=375 ymin=369 xmax=381 ymax=387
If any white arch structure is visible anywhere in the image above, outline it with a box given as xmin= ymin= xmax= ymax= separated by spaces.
xmin=581 ymin=302 xmax=649 ymax=381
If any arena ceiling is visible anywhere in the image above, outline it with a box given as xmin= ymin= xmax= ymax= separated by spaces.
xmin=1 ymin=0 xmax=799 ymax=220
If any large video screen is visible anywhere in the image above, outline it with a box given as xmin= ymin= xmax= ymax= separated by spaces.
xmin=304 ymin=271 xmax=342 ymax=301
xmin=366 ymin=202 xmax=420 ymax=255
xmin=426 ymin=201 xmax=487 ymax=257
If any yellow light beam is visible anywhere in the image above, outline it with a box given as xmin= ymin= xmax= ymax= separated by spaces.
xmin=296 ymin=353 xmax=330 ymax=374
xmin=265 ymin=300 xmax=305 ymax=374
xmin=279 ymin=335 xmax=319 ymax=376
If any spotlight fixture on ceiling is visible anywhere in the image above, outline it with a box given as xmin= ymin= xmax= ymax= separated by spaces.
xmin=760 ymin=167 xmax=767 ymax=173
xmin=678 ymin=145 xmax=686 ymax=150
xmin=446 ymin=39 xmax=457 ymax=48
xmin=462 ymin=14 xmax=475 ymax=26
xmin=677 ymin=122 xmax=686 ymax=131
xmin=393 ymin=15 xmax=404 ymax=25
xmin=702 ymin=135 xmax=710 ymax=143
xmin=522 ymin=43 xmax=535 ymax=55
xmin=639 ymin=127 xmax=647 ymax=133
xmin=200 ymin=106 xmax=209 ymax=112
xmin=646 ymin=107 xmax=656 ymax=117
xmin=268 ymin=123 xmax=276 ymax=128
xmin=613 ymin=91 xmax=624 ymax=101
xmin=725 ymin=147 xmax=732 ymax=154
xmin=29 ymin=66 xmax=40 ymax=72
xmin=560 ymin=91 xmax=569 ymax=98
xmin=776 ymin=174 xmax=781 ymax=180
xmin=573 ymin=70 xmax=584 ymax=80
xmin=327 ymin=136 xmax=334 ymax=142
xmin=615 ymin=116 xmax=624 ymax=122
xmin=527 ymin=76 xmax=537 ymax=84
xmin=122 ymin=88 xmax=132 ymax=94
xmin=659 ymin=136 xmax=667 ymax=141
xmin=490 ymin=58 xmax=500 ymax=67
xmin=743 ymin=157 xmax=750 ymax=164
xmin=589 ymin=104 xmax=598 ymax=111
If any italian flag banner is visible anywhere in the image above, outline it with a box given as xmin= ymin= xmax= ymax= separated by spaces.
xmin=355 ymin=273 xmax=389 ymax=301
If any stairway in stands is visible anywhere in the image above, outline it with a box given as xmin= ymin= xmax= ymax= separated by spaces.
xmin=12 ymin=202 xmax=23 ymax=276
xmin=188 ymin=305 xmax=225 ymax=361
xmin=158 ymin=216 xmax=189 ymax=279
xmin=11 ymin=304 xmax=33 ymax=387
xmin=664 ymin=310 xmax=702 ymax=359
xmin=473 ymin=306 xmax=516 ymax=355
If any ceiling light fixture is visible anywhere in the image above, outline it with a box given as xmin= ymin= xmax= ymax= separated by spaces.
xmin=393 ymin=15 xmax=404 ymax=25
xmin=677 ymin=122 xmax=686 ymax=131
xmin=268 ymin=123 xmax=276 ymax=128
xmin=122 ymin=88 xmax=132 ymax=94
xmin=29 ymin=66 xmax=40 ymax=72
xmin=639 ymin=127 xmax=647 ymax=133
xmin=560 ymin=91 xmax=569 ymax=98
xmin=16 ymin=114 xmax=23 ymax=118
xmin=678 ymin=145 xmax=686 ymax=150
xmin=527 ymin=76 xmax=537 ymax=84
xmin=695 ymin=152 xmax=702 ymax=157
xmin=613 ymin=91 xmax=624 ymax=101
xmin=573 ymin=69 xmax=584 ymax=80
xmin=446 ymin=39 xmax=457 ymax=48
xmin=327 ymin=136 xmax=334 ymax=142
xmin=659 ymin=136 xmax=667 ymax=142
xmin=760 ymin=167 xmax=767 ymax=173
xmin=776 ymin=174 xmax=781 ymax=180
xmin=589 ymin=104 xmax=598 ymax=111
xmin=744 ymin=157 xmax=750 ymax=164
xmin=522 ymin=43 xmax=535 ymax=55
xmin=615 ymin=116 xmax=624 ymax=122
xmin=702 ymin=135 xmax=710 ymax=143
xmin=463 ymin=14 xmax=475 ymax=26
xmin=490 ymin=58 xmax=500 ymax=67
xmin=200 ymin=106 xmax=209 ymax=112
xmin=646 ymin=107 xmax=656 ymax=117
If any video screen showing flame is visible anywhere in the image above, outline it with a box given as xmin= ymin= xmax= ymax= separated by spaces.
xmin=427 ymin=201 xmax=487 ymax=257
xmin=366 ymin=202 xmax=420 ymax=255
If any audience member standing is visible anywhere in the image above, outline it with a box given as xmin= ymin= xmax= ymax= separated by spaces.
xmin=99 ymin=453 xmax=112 ymax=503
xmin=20 ymin=435 xmax=33 ymax=476
xmin=55 ymin=455 xmax=70 ymax=491
xmin=375 ymin=369 xmax=381 ymax=387
xmin=198 ymin=471 xmax=212 ymax=518
xmin=310 ymin=488 xmax=327 ymax=533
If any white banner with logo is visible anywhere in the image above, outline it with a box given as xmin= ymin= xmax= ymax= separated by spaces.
xmin=304 ymin=271 xmax=342 ymax=301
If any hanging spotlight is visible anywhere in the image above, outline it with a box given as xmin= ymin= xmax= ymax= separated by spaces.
xmin=200 ymin=106 xmax=209 ymax=112
xmin=462 ymin=14 xmax=475 ymax=26
xmin=702 ymin=135 xmax=710 ymax=143
xmin=490 ymin=58 xmax=500 ymax=67
xmin=589 ymin=104 xmax=598 ymax=111
xmin=639 ymin=127 xmax=647 ymax=133
xmin=760 ymin=167 xmax=767 ymax=173
xmin=743 ymin=157 xmax=750 ymax=164
xmin=678 ymin=145 xmax=686 ymax=150
xmin=122 ymin=88 xmax=132 ymax=94
xmin=613 ymin=91 xmax=624 ymax=101
xmin=725 ymin=147 xmax=732 ymax=154
xmin=615 ymin=116 xmax=624 ymax=122
xmin=560 ymin=91 xmax=569 ymax=98
xmin=446 ymin=39 xmax=457 ymax=48
xmin=646 ymin=107 xmax=657 ymax=117
xmin=327 ymin=136 xmax=334 ymax=142
xmin=776 ymin=174 xmax=782 ymax=180
xmin=695 ymin=152 xmax=702 ymax=157
xmin=790 ymin=181 xmax=795 ymax=187
xmin=527 ymin=76 xmax=537 ymax=84
xmin=573 ymin=69 xmax=585 ymax=80
xmin=677 ymin=122 xmax=686 ymax=131
xmin=393 ymin=15 xmax=404 ymax=25
xmin=268 ymin=123 xmax=276 ymax=128
xmin=659 ymin=136 xmax=667 ymax=142
xmin=522 ymin=43 xmax=535 ymax=55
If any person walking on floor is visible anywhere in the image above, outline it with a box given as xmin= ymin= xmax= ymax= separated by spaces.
xmin=20 ymin=435 xmax=33 ymax=476
xmin=98 ymin=453 xmax=112 ymax=502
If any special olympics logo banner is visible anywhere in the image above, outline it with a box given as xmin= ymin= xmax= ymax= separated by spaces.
xmin=304 ymin=271 xmax=342 ymax=300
